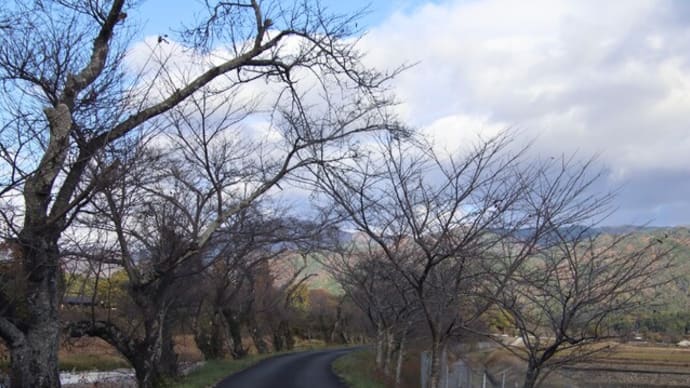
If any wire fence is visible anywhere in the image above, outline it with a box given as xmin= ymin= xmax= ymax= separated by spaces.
xmin=420 ymin=350 xmax=521 ymax=388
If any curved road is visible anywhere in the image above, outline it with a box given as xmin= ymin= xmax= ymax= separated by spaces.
xmin=215 ymin=348 xmax=356 ymax=388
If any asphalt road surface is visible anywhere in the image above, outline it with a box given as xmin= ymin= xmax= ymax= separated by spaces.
xmin=215 ymin=348 xmax=356 ymax=388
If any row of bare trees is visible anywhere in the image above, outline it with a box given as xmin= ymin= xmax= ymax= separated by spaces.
xmin=315 ymin=134 xmax=673 ymax=388
xmin=0 ymin=0 xmax=402 ymax=387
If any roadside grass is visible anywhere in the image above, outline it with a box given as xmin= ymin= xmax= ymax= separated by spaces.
xmin=332 ymin=349 xmax=386 ymax=388
xmin=172 ymin=355 xmax=275 ymax=388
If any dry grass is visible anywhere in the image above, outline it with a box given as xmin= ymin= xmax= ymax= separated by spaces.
xmin=57 ymin=335 xmax=206 ymax=371
xmin=173 ymin=335 xmax=204 ymax=363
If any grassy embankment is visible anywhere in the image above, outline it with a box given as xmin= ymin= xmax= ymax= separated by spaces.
xmin=332 ymin=349 xmax=386 ymax=388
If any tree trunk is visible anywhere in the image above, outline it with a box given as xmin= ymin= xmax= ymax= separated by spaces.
xmin=523 ymin=363 xmax=540 ymax=388
xmin=427 ymin=338 xmax=442 ymax=388
xmin=281 ymin=320 xmax=295 ymax=350
xmin=7 ymin=235 xmax=61 ymax=388
xmin=318 ymin=315 xmax=330 ymax=342
xmin=329 ymin=304 xmax=343 ymax=344
xmin=132 ymin=322 xmax=177 ymax=388
xmin=242 ymin=310 xmax=269 ymax=354
xmin=157 ymin=317 xmax=178 ymax=378
xmin=248 ymin=319 xmax=269 ymax=354
xmin=128 ymin=301 xmax=179 ymax=387
xmin=375 ymin=324 xmax=384 ymax=368
xmin=131 ymin=350 xmax=174 ymax=388
xmin=9 ymin=322 xmax=60 ymax=388
xmin=339 ymin=330 xmax=349 ymax=344
xmin=194 ymin=311 xmax=226 ymax=359
xmin=272 ymin=330 xmax=284 ymax=352
xmin=222 ymin=309 xmax=247 ymax=358
xmin=271 ymin=318 xmax=283 ymax=352
xmin=383 ymin=328 xmax=394 ymax=376
xmin=272 ymin=319 xmax=293 ymax=352
xmin=394 ymin=331 xmax=407 ymax=387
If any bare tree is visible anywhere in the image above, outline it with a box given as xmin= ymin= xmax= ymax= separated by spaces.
xmin=312 ymin=133 xmax=533 ymax=388
xmin=495 ymin=224 xmax=673 ymax=388
xmin=322 ymin=238 xmax=419 ymax=386
xmin=0 ymin=0 xmax=401 ymax=385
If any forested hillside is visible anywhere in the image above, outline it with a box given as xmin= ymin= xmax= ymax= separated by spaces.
xmin=603 ymin=226 xmax=690 ymax=340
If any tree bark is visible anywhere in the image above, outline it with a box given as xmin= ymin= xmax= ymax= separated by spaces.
xmin=111 ymin=321 xmax=175 ymax=388
xmin=522 ymin=363 xmax=540 ymax=388
xmin=383 ymin=328 xmax=394 ymax=376
xmin=375 ymin=324 xmax=384 ymax=368
xmin=222 ymin=309 xmax=247 ymax=358
xmin=194 ymin=311 xmax=226 ymax=359
xmin=272 ymin=319 xmax=294 ymax=352
xmin=427 ymin=337 xmax=442 ymax=388
xmin=248 ymin=316 xmax=269 ymax=354
xmin=281 ymin=320 xmax=295 ymax=350
xmin=157 ymin=317 xmax=178 ymax=378
xmin=9 ymin=321 xmax=60 ymax=388
xmin=6 ymin=234 xmax=61 ymax=388
xmin=394 ymin=330 xmax=407 ymax=387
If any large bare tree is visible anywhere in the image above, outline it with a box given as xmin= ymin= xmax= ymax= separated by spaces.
xmin=0 ymin=0 xmax=401 ymax=386
xmin=312 ymin=133 xmax=530 ymax=388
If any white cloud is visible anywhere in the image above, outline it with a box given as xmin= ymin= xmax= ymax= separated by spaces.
xmin=422 ymin=114 xmax=506 ymax=153
xmin=357 ymin=0 xmax=690 ymax=224
xmin=361 ymin=0 xmax=689 ymax=167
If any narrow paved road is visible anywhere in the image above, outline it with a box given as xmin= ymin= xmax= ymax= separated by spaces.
xmin=215 ymin=348 xmax=356 ymax=388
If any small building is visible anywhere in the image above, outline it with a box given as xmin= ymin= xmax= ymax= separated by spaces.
xmin=60 ymin=295 xmax=104 ymax=309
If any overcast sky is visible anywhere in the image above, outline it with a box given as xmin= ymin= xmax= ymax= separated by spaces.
xmin=134 ymin=0 xmax=690 ymax=226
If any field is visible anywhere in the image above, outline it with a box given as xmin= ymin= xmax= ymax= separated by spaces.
xmin=478 ymin=342 xmax=690 ymax=387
